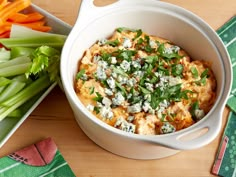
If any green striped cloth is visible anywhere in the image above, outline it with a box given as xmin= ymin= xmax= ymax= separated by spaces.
xmin=217 ymin=16 xmax=236 ymax=113
xmin=212 ymin=16 xmax=236 ymax=177
xmin=0 ymin=138 xmax=75 ymax=177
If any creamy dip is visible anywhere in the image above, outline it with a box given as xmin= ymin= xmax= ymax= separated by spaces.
xmin=75 ymin=27 xmax=216 ymax=135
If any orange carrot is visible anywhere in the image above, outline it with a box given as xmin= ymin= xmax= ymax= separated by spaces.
xmin=8 ymin=12 xmax=44 ymax=23
xmin=0 ymin=20 xmax=52 ymax=35
xmin=0 ymin=31 xmax=10 ymax=38
xmin=0 ymin=24 xmax=11 ymax=35
xmin=17 ymin=20 xmax=52 ymax=32
xmin=0 ymin=0 xmax=8 ymax=10
xmin=0 ymin=0 xmax=53 ymax=37
xmin=0 ymin=0 xmax=31 ymax=25
xmin=7 ymin=13 xmax=28 ymax=22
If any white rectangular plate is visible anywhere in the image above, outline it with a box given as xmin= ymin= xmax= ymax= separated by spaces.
xmin=0 ymin=4 xmax=72 ymax=148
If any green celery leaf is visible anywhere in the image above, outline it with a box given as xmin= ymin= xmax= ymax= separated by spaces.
xmin=26 ymin=46 xmax=60 ymax=82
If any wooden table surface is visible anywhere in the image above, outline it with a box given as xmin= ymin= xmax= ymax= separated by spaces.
xmin=0 ymin=0 xmax=236 ymax=176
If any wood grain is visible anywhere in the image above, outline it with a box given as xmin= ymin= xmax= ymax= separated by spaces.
xmin=0 ymin=0 xmax=235 ymax=176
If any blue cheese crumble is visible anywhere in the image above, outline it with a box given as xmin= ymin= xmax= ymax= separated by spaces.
xmin=120 ymin=60 xmax=131 ymax=72
xmin=114 ymin=117 xmax=136 ymax=133
xmin=128 ymin=102 xmax=142 ymax=113
xmin=100 ymin=106 xmax=113 ymax=120
xmin=122 ymin=38 xmax=132 ymax=48
xmin=112 ymin=92 xmax=125 ymax=106
xmin=160 ymin=122 xmax=176 ymax=134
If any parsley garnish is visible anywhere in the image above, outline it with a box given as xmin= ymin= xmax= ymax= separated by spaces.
xmin=138 ymin=85 xmax=151 ymax=94
xmin=116 ymin=27 xmax=136 ymax=33
xmin=190 ymin=101 xmax=199 ymax=120
xmin=157 ymin=43 xmax=182 ymax=60
xmin=190 ymin=66 xmax=198 ymax=78
xmin=114 ymin=49 xmax=137 ymax=61
xmin=92 ymin=92 xmax=103 ymax=102
xmin=94 ymin=106 xmax=100 ymax=114
xmin=105 ymin=39 xmax=120 ymax=47
xmin=115 ymin=81 xmax=127 ymax=97
xmin=89 ymin=86 xmax=95 ymax=95
xmin=195 ymin=68 xmax=209 ymax=85
xmin=145 ymin=55 xmax=159 ymax=64
xmin=111 ymin=65 xmax=129 ymax=77
xmin=101 ymin=51 xmax=112 ymax=62
xmin=76 ymin=69 xmax=85 ymax=80
xmin=201 ymin=68 xmax=209 ymax=78
xmin=171 ymin=64 xmax=183 ymax=77
xmin=133 ymin=29 xmax=142 ymax=41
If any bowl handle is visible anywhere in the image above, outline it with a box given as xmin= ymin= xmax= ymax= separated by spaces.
xmin=144 ymin=108 xmax=224 ymax=150
xmin=73 ymin=0 xmax=158 ymax=30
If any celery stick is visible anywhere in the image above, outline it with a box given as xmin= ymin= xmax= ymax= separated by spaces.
xmin=7 ymin=108 xmax=23 ymax=118
xmin=0 ymin=62 xmax=31 ymax=77
xmin=0 ymin=55 xmax=31 ymax=69
xmin=0 ymin=36 xmax=66 ymax=48
xmin=0 ymin=25 xmax=67 ymax=49
xmin=0 ymin=86 xmax=5 ymax=93
xmin=12 ymin=74 xmax=32 ymax=85
xmin=0 ymin=75 xmax=51 ymax=107
xmin=0 ymin=75 xmax=51 ymax=121
xmin=0 ymin=48 xmax=11 ymax=62
xmin=11 ymin=47 xmax=35 ymax=58
xmin=10 ymin=25 xmax=67 ymax=39
xmin=0 ymin=80 xmax=26 ymax=102
xmin=0 ymin=77 xmax=11 ymax=87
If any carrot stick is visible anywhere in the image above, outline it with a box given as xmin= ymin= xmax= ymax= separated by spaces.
xmin=0 ymin=31 xmax=10 ymax=38
xmin=0 ymin=0 xmax=8 ymax=10
xmin=17 ymin=20 xmax=52 ymax=32
xmin=7 ymin=13 xmax=28 ymax=22
xmin=8 ymin=12 xmax=44 ymax=23
xmin=0 ymin=21 xmax=52 ymax=34
xmin=0 ymin=24 xmax=11 ymax=35
xmin=0 ymin=0 xmax=31 ymax=25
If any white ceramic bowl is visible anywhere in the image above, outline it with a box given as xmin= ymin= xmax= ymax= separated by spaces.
xmin=61 ymin=0 xmax=232 ymax=159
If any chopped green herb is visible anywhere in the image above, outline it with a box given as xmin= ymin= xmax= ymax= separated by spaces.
xmin=190 ymin=101 xmax=199 ymax=120
xmin=195 ymin=76 xmax=207 ymax=86
xmin=190 ymin=66 xmax=198 ymax=78
xmin=157 ymin=43 xmax=182 ymax=60
xmin=137 ymin=38 xmax=144 ymax=45
xmin=114 ymin=49 xmax=137 ymax=61
xmin=94 ymin=106 xmax=100 ymax=114
xmin=115 ymin=81 xmax=127 ymax=96
xmin=171 ymin=64 xmax=183 ymax=77
xmin=201 ymin=68 xmax=209 ymax=78
xmin=167 ymin=111 xmax=176 ymax=122
xmin=179 ymin=89 xmax=193 ymax=100
xmin=89 ymin=86 xmax=95 ymax=95
xmin=145 ymin=55 xmax=158 ymax=64
xmin=165 ymin=84 xmax=182 ymax=99
xmin=92 ymin=92 xmax=103 ymax=102
xmin=150 ymin=89 xmax=162 ymax=109
xmin=101 ymin=51 xmax=112 ymax=62
xmin=133 ymin=29 xmax=142 ymax=41
xmin=105 ymin=39 xmax=120 ymax=47
xmin=101 ymin=80 xmax=109 ymax=88
xmin=111 ymin=65 xmax=129 ymax=77
xmin=149 ymin=75 xmax=159 ymax=84
xmin=160 ymin=114 xmax=167 ymax=122
xmin=157 ymin=66 xmax=170 ymax=76
xmin=138 ymin=85 xmax=151 ymax=94
xmin=116 ymin=27 xmax=137 ymax=33
xmin=76 ymin=69 xmax=85 ymax=80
